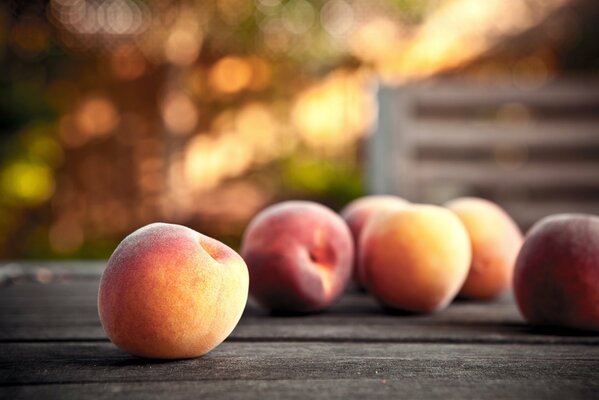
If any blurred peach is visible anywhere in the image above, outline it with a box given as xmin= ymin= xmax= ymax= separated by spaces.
xmin=241 ymin=201 xmax=353 ymax=313
xmin=360 ymin=204 xmax=471 ymax=313
xmin=446 ymin=197 xmax=523 ymax=299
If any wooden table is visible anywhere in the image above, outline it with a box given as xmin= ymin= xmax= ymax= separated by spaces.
xmin=1 ymin=262 xmax=598 ymax=399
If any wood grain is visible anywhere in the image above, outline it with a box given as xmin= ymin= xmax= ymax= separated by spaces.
xmin=2 ymin=280 xmax=598 ymax=345
xmin=1 ymin=262 xmax=598 ymax=399
xmin=2 ymin=341 xmax=598 ymax=385
xmin=5 ymin=379 xmax=598 ymax=400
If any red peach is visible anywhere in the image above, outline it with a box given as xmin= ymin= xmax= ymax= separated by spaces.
xmin=98 ymin=223 xmax=249 ymax=358
xmin=241 ymin=201 xmax=353 ymax=313
xmin=445 ymin=197 xmax=523 ymax=299
xmin=360 ymin=204 xmax=471 ymax=313
xmin=514 ymin=214 xmax=599 ymax=331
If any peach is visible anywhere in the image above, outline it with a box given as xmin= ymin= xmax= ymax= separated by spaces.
xmin=514 ymin=214 xmax=599 ymax=331
xmin=241 ymin=201 xmax=353 ymax=313
xmin=445 ymin=197 xmax=523 ymax=299
xmin=360 ymin=204 xmax=471 ymax=312
xmin=340 ymin=195 xmax=409 ymax=285
xmin=98 ymin=223 xmax=249 ymax=359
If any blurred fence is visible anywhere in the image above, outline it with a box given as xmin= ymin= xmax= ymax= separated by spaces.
xmin=368 ymin=77 xmax=599 ymax=228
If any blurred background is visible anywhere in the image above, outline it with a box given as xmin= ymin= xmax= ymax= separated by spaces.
xmin=1 ymin=0 xmax=598 ymax=259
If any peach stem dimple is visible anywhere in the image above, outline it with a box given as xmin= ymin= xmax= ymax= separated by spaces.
xmin=308 ymin=244 xmax=336 ymax=270
xmin=198 ymin=239 xmax=224 ymax=264
xmin=308 ymin=250 xmax=318 ymax=263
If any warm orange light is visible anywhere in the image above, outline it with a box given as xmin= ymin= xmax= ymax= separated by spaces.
xmin=375 ymin=0 xmax=567 ymax=83
xmin=165 ymin=27 xmax=203 ymax=66
xmin=209 ymin=56 xmax=253 ymax=94
xmin=74 ymin=96 xmax=119 ymax=138
xmin=184 ymin=135 xmax=221 ymax=191
xmin=183 ymin=132 xmax=254 ymax=191
xmin=183 ymin=102 xmax=287 ymax=192
xmin=236 ymin=103 xmax=276 ymax=141
xmin=349 ymin=17 xmax=402 ymax=64
xmin=235 ymin=103 xmax=280 ymax=161
xmin=292 ymin=71 xmax=375 ymax=152
xmin=248 ymin=57 xmax=272 ymax=91
xmin=161 ymin=92 xmax=199 ymax=135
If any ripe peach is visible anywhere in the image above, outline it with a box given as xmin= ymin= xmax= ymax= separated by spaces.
xmin=98 ymin=223 xmax=249 ymax=359
xmin=340 ymin=195 xmax=409 ymax=285
xmin=445 ymin=197 xmax=523 ymax=299
xmin=360 ymin=204 xmax=471 ymax=313
xmin=241 ymin=201 xmax=353 ymax=313
xmin=514 ymin=214 xmax=599 ymax=331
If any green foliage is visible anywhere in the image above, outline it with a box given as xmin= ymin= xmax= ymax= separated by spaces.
xmin=389 ymin=0 xmax=437 ymax=22
xmin=280 ymin=152 xmax=363 ymax=207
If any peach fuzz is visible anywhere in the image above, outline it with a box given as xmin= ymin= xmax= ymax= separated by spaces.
xmin=241 ymin=201 xmax=353 ymax=313
xmin=514 ymin=214 xmax=599 ymax=331
xmin=360 ymin=204 xmax=471 ymax=313
xmin=445 ymin=197 xmax=523 ymax=299
xmin=98 ymin=223 xmax=249 ymax=359
xmin=340 ymin=195 xmax=409 ymax=284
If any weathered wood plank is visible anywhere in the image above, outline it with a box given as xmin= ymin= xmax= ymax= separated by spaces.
xmin=416 ymin=161 xmax=599 ymax=187
xmin=0 ymin=262 xmax=104 ymax=286
xmin=1 ymin=262 xmax=598 ymax=398
xmin=1 ymin=342 xmax=597 ymax=385
xmin=503 ymin=202 xmax=599 ymax=229
xmin=3 ymin=322 xmax=597 ymax=345
xmin=1 ymin=280 xmax=598 ymax=344
xmin=413 ymin=121 xmax=599 ymax=149
xmin=412 ymin=79 xmax=599 ymax=108
xmin=373 ymin=79 xmax=599 ymax=227
xmin=3 ymin=378 xmax=598 ymax=400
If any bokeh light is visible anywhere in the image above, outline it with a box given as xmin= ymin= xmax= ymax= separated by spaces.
xmin=50 ymin=0 xmax=149 ymax=37
xmin=0 ymin=0 xmax=594 ymax=258
xmin=321 ymin=0 xmax=355 ymax=37
xmin=282 ymin=0 xmax=316 ymax=35
xmin=74 ymin=96 xmax=120 ymax=139
xmin=292 ymin=70 xmax=375 ymax=152
xmin=1 ymin=161 xmax=55 ymax=206
xmin=209 ymin=56 xmax=253 ymax=94
xmin=165 ymin=15 xmax=203 ymax=66
xmin=161 ymin=92 xmax=199 ymax=136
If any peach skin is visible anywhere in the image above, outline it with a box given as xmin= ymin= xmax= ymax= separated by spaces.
xmin=445 ymin=197 xmax=523 ymax=300
xmin=241 ymin=201 xmax=353 ymax=313
xmin=340 ymin=195 xmax=409 ymax=285
xmin=98 ymin=223 xmax=249 ymax=359
xmin=514 ymin=214 xmax=599 ymax=331
xmin=360 ymin=204 xmax=471 ymax=313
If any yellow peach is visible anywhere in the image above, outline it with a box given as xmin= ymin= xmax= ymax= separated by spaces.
xmin=98 ymin=223 xmax=249 ymax=358
xmin=360 ymin=204 xmax=471 ymax=312
xmin=340 ymin=195 xmax=409 ymax=285
xmin=446 ymin=197 xmax=523 ymax=299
